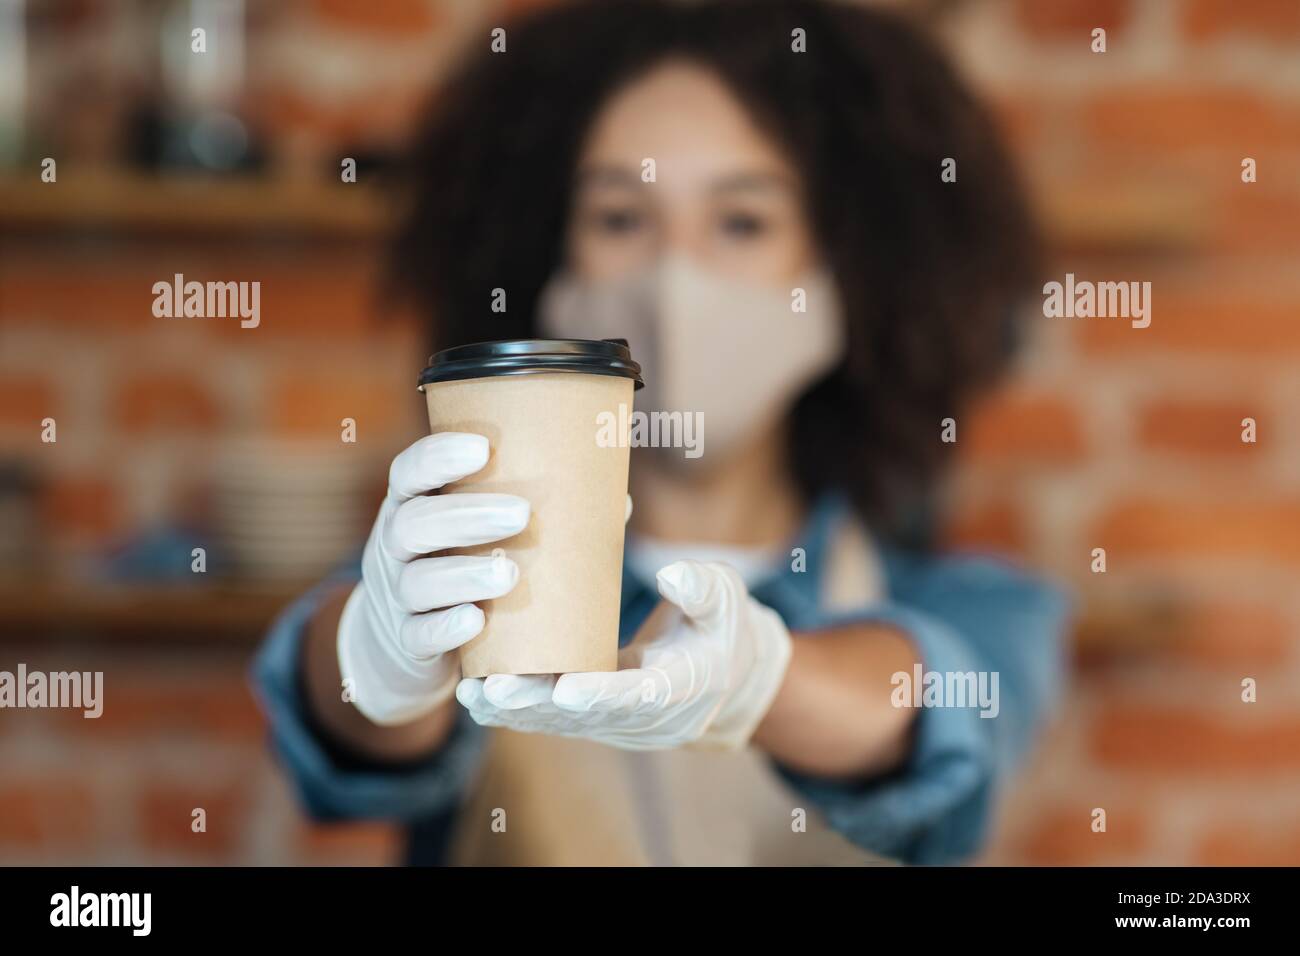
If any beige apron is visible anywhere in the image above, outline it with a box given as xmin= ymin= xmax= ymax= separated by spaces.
xmin=448 ymin=520 xmax=892 ymax=866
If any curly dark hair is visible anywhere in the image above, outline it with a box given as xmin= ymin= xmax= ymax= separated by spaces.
xmin=388 ymin=0 xmax=1041 ymax=544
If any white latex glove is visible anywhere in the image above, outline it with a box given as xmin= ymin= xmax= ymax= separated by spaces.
xmin=338 ymin=432 xmax=530 ymax=726
xmin=455 ymin=560 xmax=793 ymax=751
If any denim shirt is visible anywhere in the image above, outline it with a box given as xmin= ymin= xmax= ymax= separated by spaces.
xmin=251 ymin=493 xmax=1069 ymax=865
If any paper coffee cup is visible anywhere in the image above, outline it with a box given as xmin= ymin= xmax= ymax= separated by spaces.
xmin=418 ymin=339 xmax=643 ymax=677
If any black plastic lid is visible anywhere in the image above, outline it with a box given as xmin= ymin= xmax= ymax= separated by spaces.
xmin=418 ymin=338 xmax=643 ymax=390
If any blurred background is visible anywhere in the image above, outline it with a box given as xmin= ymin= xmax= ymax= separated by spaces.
xmin=1 ymin=0 xmax=1297 ymax=865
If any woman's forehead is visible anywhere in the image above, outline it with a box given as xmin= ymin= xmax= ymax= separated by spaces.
xmin=575 ymin=164 xmax=798 ymax=197
xmin=576 ymin=61 xmax=799 ymax=186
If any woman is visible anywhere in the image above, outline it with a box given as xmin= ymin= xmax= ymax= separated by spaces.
xmin=254 ymin=0 xmax=1068 ymax=865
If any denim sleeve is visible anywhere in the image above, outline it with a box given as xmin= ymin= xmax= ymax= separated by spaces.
xmin=249 ymin=572 xmax=487 ymax=822
xmin=776 ymin=556 xmax=1070 ymax=864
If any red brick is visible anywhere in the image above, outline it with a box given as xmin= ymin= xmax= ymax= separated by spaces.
xmin=1016 ymin=803 xmax=1148 ymax=865
xmin=0 ymin=267 xmax=162 ymax=329
xmin=58 ymin=674 xmax=264 ymax=742
xmin=944 ymin=500 xmax=1027 ymax=554
xmin=1091 ymin=707 xmax=1300 ymax=773
xmin=1215 ymin=188 xmax=1300 ymax=251
xmin=0 ymin=779 xmax=95 ymax=848
xmin=296 ymin=822 xmax=402 ymax=865
xmin=1169 ymin=602 xmax=1295 ymax=669
xmin=210 ymin=266 xmax=383 ymax=340
xmin=1075 ymin=289 xmax=1300 ymax=354
xmin=1183 ymin=0 xmax=1300 ymax=42
xmin=1083 ymin=89 xmax=1300 ymax=154
xmin=138 ymin=781 xmax=248 ymax=860
xmin=40 ymin=476 xmax=122 ymax=540
xmin=1197 ymin=823 xmax=1300 ymax=865
xmin=265 ymin=368 xmax=413 ymax=441
xmin=960 ymin=389 xmax=1087 ymax=463
xmin=1137 ymin=397 xmax=1265 ymax=457
xmin=0 ymin=376 xmax=57 ymax=429
xmin=1016 ymin=0 xmax=1131 ymax=38
xmin=113 ymin=373 xmax=221 ymax=433
xmin=1092 ymin=497 xmax=1300 ymax=564
xmin=310 ymin=0 xmax=439 ymax=37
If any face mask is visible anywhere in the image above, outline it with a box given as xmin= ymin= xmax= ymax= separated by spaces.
xmin=538 ymin=255 xmax=845 ymax=463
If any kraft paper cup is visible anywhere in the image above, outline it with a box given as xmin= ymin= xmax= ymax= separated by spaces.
xmin=418 ymin=339 xmax=642 ymax=677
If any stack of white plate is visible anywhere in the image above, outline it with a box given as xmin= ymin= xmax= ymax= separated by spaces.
xmin=213 ymin=440 xmax=375 ymax=581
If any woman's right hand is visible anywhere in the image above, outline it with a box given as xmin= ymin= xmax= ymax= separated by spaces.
xmin=337 ymin=432 xmax=530 ymax=726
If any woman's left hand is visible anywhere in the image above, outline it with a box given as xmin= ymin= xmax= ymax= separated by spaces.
xmin=455 ymin=560 xmax=793 ymax=750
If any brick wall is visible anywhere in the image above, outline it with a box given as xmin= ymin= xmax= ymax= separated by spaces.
xmin=940 ymin=0 xmax=1300 ymax=865
xmin=1 ymin=0 xmax=1297 ymax=865
xmin=0 ymin=642 xmax=401 ymax=865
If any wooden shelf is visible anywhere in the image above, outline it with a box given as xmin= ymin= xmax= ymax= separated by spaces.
xmin=0 ymin=169 xmax=391 ymax=240
xmin=0 ymin=579 xmax=318 ymax=646
xmin=0 ymin=168 xmax=1209 ymax=252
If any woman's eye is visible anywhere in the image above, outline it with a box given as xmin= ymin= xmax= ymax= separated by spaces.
xmin=719 ymin=212 xmax=767 ymax=239
xmin=588 ymin=208 xmax=644 ymax=234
